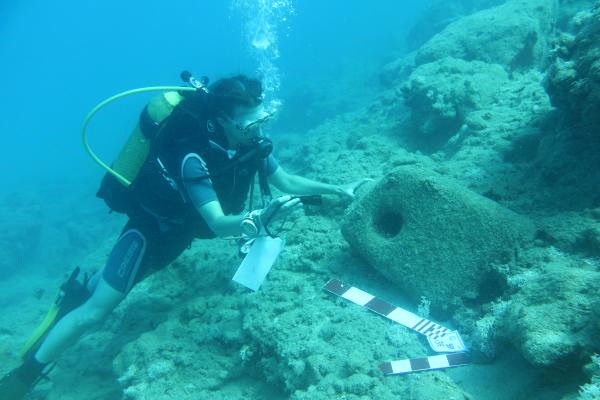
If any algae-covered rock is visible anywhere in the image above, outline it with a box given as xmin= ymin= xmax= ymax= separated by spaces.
xmin=536 ymin=211 xmax=600 ymax=257
xmin=401 ymin=57 xmax=510 ymax=145
xmin=415 ymin=0 xmax=558 ymax=69
xmin=241 ymin=271 xmax=473 ymax=400
xmin=576 ymin=354 xmax=600 ymax=400
xmin=341 ymin=166 xmax=533 ymax=316
xmin=380 ymin=52 xmax=416 ymax=88
xmin=503 ymin=264 xmax=600 ymax=367
xmin=545 ymin=1 xmax=600 ymax=132
xmin=405 ymin=0 xmax=506 ymax=51
xmin=399 ymin=54 xmax=552 ymax=155
xmin=526 ymin=2 xmax=600 ymax=213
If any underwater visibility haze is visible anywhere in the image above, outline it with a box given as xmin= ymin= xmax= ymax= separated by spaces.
xmin=1 ymin=0 xmax=600 ymax=399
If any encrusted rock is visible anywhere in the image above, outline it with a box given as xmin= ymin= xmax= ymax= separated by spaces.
xmin=545 ymin=1 xmax=600 ymax=130
xmin=405 ymin=0 xmax=506 ymax=51
xmin=502 ymin=263 xmax=600 ymax=367
xmin=341 ymin=166 xmax=533 ymax=316
xmin=415 ymin=0 xmax=558 ymax=69
xmin=401 ymin=57 xmax=510 ymax=145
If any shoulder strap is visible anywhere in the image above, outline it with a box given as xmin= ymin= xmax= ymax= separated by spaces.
xmin=258 ymin=161 xmax=272 ymax=201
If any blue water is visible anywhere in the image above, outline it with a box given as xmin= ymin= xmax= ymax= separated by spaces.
xmin=2 ymin=2 xmax=599 ymax=399
xmin=0 ymin=0 xmax=423 ymax=193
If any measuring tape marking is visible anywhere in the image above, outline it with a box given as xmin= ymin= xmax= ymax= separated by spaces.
xmin=324 ymin=278 xmax=470 ymax=375
xmin=379 ymin=352 xmax=470 ymax=375
xmin=324 ymin=278 xmax=451 ymax=340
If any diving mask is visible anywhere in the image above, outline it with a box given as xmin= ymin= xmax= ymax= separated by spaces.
xmin=232 ymin=107 xmax=276 ymax=136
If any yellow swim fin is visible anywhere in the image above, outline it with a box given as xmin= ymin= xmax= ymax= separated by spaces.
xmin=19 ymin=305 xmax=59 ymax=360
xmin=19 ymin=267 xmax=91 ymax=360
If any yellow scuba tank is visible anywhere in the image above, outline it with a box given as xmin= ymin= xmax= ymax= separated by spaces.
xmin=82 ymin=71 xmax=209 ymax=187
xmin=110 ymin=91 xmax=183 ymax=185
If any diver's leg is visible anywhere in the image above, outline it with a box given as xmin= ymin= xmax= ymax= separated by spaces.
xmin=34 ymin=229 xmax=146 ymax=363
xmin=34 ymin=278 xmax=125 ymax=363
xmin=0 ymin=216 xmax=197 ymax=399
xmin=85 ymin=269 xmax=102 ymax=293
xmin=0 ymin=228 xmax=147 ymax=399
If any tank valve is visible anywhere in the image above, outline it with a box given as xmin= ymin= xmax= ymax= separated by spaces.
xmin=180 ymin=70 xmax=209 ymax=92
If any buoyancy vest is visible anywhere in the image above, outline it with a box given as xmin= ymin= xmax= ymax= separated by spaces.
xmin=97 ymin=92 xmax=270 ymax=226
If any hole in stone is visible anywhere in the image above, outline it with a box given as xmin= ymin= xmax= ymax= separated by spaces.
xmin=471 ymin=267 xmax=509 ymax=305
xmin=373 ymin=209 xmax=404 ymax=238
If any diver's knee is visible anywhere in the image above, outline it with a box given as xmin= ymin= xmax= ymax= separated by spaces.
xmin=72 ymin=303 xmax=109 ymax=330
xmin=78 ymin=279 xmax=127 ymax=326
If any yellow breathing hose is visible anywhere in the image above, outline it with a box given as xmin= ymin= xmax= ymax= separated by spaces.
xmin=81 ymin=86 xmax=196 ymax=186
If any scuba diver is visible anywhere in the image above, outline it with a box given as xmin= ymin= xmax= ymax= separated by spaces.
xmin=0 ymin=72 xmax=367 ymax=399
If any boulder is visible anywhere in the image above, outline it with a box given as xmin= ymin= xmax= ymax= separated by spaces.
xmin=503 ymin=264 xmax=600 ymax=367
xmin=545 ymin=2 xmax=600 ymax=130
xmin=531 ymin=2 xmax=600 ymax=211
xmin=341 ymin=166 xmax=533 ymax=316
xmin=401 ymin=57 xmax=510 ymax=147
xmin=536 ymin=211 xmax=600 ymax=257
xmin=415 ymin=0 xmax=558 ymax=69
xmin=405 ymin=0 xmax=507 ymax=51
xmin=380 ymin=52 xmax=416 ymax=88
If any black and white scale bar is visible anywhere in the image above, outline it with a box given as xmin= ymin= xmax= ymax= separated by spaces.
xmin=379 ymin=353 xmax=470 ymax=375
xmin=324 ymin=278 xmax=450 ymax=340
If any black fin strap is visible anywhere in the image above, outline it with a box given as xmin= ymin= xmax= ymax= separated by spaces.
xmin=56 ymin=267 xmax=91 ymax=321
xmin=17 ymin=356 xmax=48 ymax=386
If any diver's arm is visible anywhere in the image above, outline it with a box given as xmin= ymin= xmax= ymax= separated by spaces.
xmin=183 ymin=155 xmax=300 ymax=237
xmin=181 ymin=155 xmax=245 ymax=237
xmin=198 ymin=201 xmax=246 ymax=237
xmin=199 ymin=197 xmax=302 ymax=237
xmin=269 ymin=166 xmax=371 ymax=200
xmin=269 ymin=166 xmax=346 ymax=196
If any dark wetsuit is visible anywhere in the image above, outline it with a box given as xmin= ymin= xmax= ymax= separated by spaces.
xmin=99 ymin=103 xmax=279 ymax=293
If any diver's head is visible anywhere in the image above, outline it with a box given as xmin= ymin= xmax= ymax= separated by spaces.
xmin=210 ymin=75 xmax=274 ymax=148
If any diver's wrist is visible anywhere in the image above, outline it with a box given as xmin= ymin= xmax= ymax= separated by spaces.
xmin=331 ymin=184 xmax=346 ymax=196
xmin=240 ymin=210 xmax=262 ymax=237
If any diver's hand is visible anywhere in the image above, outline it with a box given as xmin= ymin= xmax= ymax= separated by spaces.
xmin=335 ymin=178 xmax=373 ymax=200
xmin=260 ymin=195 xmax=303 ymax=227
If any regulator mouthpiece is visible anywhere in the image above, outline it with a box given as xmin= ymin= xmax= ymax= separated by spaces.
xmin=253 ymin=137 xmax=273 ymax=158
